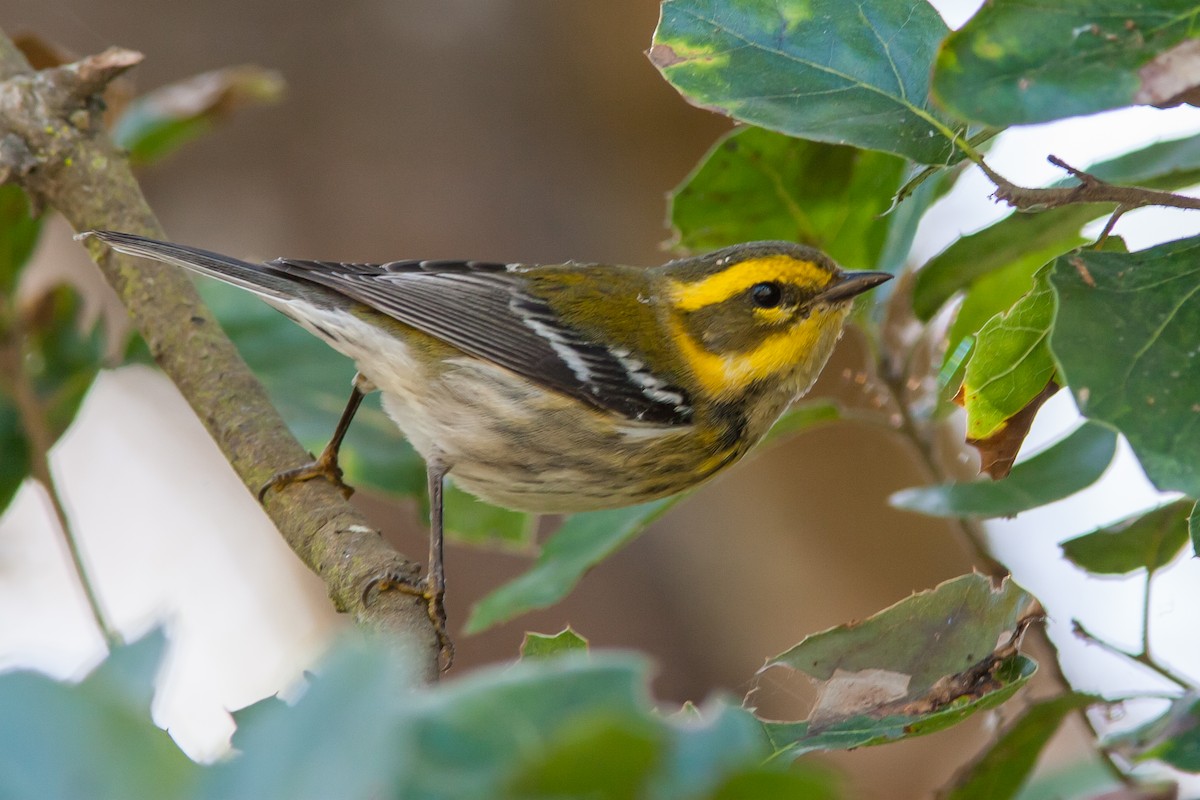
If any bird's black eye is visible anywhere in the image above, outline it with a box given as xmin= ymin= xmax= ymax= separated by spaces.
xmin=750 ymin=282 xmax=783 ymax=308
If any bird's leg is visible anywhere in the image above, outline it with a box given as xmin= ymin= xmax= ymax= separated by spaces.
xmin=258 ymin=372 xmax=374 ymax=501
xmin=425 ymin=459 xmax=454 ymax=668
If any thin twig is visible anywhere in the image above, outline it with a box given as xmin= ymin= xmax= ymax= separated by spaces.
xmin=1073 ymin=619 xmax=1194 ymax=691
xmin=977 ymin=154 xmax=1200 ymax=216
xmin=1 ymin=334 xmax=117 ymax=645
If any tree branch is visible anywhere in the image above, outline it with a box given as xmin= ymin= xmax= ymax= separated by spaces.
xmin=0 ymin=30 xmax=440 ymax=681
xmin=978 ymin=154 xmax=1200 ymax=216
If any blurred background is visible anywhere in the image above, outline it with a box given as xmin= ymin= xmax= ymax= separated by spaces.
xmin=4 ymin=1 xmax=1200 ymax=797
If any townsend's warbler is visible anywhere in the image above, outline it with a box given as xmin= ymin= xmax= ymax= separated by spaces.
xmin=80 ymin=230 xmax=890 ymax=659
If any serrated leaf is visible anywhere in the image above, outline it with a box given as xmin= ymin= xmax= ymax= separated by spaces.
xmin=1050 ymin=236 xmax=1200 ymax=498
xmin=944 ymin=693 xmax=1099 ymax=800
xmin=0 ymin=183 xmax=42 ymax=296
xmin=962 ymin=267 xmax=1058 ymax=445
xmin=465 ymin=498 xmax=681 ymax=634
xmin=86 ymin=628 xmax=169 ymax=715
xmin=1061 ymin=499 xmax=1192 ymax=575
xmin=650 ymin=0 xmax=961 ymax=164
xmin=113 ymin=65 xmax=284 ymax=165
xmin=1108 ymin=692 xmax=1200 ymax=773
xmin=0 ymin=636 xmax=197 ymax=799
xmin=200 ymin=636 xmax=417 ymax=800
xmin=890 ymin=421 xmax=1118 ymax=518
xmin=521 ymin=627 xmax=590 ymax=660
xmin=932 ymin=1 xmax=1200 ymax=126
xmin=669 ymin=126 xmax=906 ymax=270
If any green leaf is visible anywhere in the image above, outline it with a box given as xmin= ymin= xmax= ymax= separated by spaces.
xmin=1108 ymin=692 xmax=1200 ymax=773
xmin=201 ymin=635 xmax=412 ymax=800
xmin=943 ymin=258 xmax=1046 ymax=375
xmin=506 ymin=716 xmax=664 ymax=798
xmin=944 ymin=693 xmax=1099 ymax=800
xmin=962 ymin=266 xmax=1057 ymax=443
xmin=521 ymin=627 xmax=590 ymax=660
xmin=1061 ymin=499 xmax=1193 ymax=575
xmin=443 ymin=482 xmax=537 ymax=551
xmin=933 ymin=1 xmax=1200 ymax=127
xmin=465 ymin=498 xmax=682 ymax=633
xmin=669 ymin=126 xmax=906 ymax=270
xmin=1192 ymin=500 xmax=1200 ymax=558
xmin=707 ymin=767 xmax=843 ymax=800
xmin=0 ymin=636 xmax=198 ymax=799
xmin=761 ymin=574 xmax=1035 ymax=756
xmin=0 ymin=183 xmax=42 ymax=296
xmin=0 ymin=286 xmax=106 ymax=514
xmin=25 ymin=287 xmax=106 ymax=438
xmin=87 ymin=628 xmax=169 ymax=714
xmin=1076 ymin=130 xmax=1200 ymax=189
xmin=0 ymin=396 xmax=28 ymax=513
xmin=392 ymin=656 xmax=671 ymax=799
xmin=113 ymin=66 xmax=285 ymax=165
xmin=890 ymin=422 xmax=1118 ymax=518
xmin=763 ymin=655 xmax=1036 ymax=756
xmin=650 ymin=0 xmax=960 ymax=164
xmin=1050 ymin=236 xmax=1200 ymax=498
xmin=770 ymin=573 xmax=1033 ymax=701
xmin=913 ymin=205 xmax=1098 ymax=322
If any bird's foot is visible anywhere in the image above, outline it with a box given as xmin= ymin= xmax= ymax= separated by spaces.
xmin=364 ymin=572 xmax=454 ymax=672
xmin=258 ymin=448 xmax=354 ymax=502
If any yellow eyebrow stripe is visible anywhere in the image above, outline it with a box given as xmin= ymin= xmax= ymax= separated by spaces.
xmin=668 ymin=255 xmax=832 ymax=312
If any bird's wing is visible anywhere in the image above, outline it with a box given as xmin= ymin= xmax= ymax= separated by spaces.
xmin=267 ymin=258 xmax=693 ymax=425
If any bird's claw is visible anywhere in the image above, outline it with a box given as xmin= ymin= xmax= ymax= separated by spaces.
xmin=364 ymin=571 xmax=455 ymax=672
xmin=258 ymin=449 xmax=354 ymax=502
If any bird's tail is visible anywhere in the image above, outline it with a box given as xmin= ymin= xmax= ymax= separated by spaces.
xmin=76 ymin=230 xmax=296 ymax=301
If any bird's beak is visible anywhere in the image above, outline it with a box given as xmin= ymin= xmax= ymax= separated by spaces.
xmin=818 ymin=270 xmax=893 ymax=304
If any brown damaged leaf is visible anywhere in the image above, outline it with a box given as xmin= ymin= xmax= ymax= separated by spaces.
xmin=13 ymin=32 xmax=72 ymax=69
xmin=809 ymin=668 xmax=910 ymax=726
xmin=963 ymin=380 xmax=1061 ymax=479
xmin=646 ymin=43 xmax=684 ymax=69
xmin=760 ymin=574 xmax=1037 ymax=726
xmin=1137 ymin=38 xmax=1200 ymax=108
xmin=135 ymin=65 xmax=284 ymax=122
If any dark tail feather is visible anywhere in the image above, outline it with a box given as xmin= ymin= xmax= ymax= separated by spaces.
xmin=76 ymin=230 xmax=296 ymax=300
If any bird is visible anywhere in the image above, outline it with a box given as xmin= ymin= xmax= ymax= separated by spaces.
xmin=78 ymin=230 xmax=891 ymax=664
